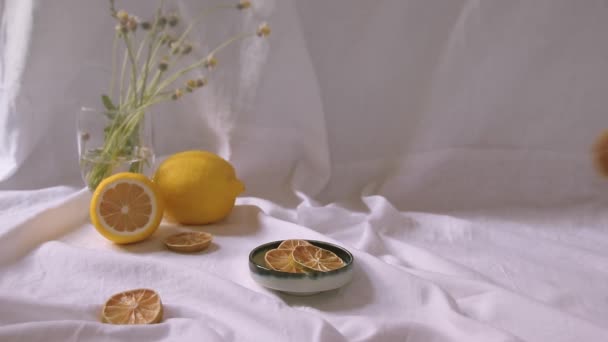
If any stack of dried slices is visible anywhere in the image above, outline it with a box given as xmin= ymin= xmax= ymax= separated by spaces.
xmin=264 ymin=239 xmax=346 ymax=273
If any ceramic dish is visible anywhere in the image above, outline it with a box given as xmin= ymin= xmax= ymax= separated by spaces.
xmin=248 ymin=240 xmax=354 ymax=296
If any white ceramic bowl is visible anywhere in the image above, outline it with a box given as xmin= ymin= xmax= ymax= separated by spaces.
xmin=249 ymin=240 xmax=354 ymax=296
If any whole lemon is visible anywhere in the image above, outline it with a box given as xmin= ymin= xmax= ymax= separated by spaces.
xmin=153 ymin=150 xmax=245 ymax=225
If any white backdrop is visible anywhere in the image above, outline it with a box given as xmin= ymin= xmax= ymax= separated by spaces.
xmin=2 ymin=0 xmax=608 ymax=209
xmin=1 ymin=1 xmax=608 ymax=341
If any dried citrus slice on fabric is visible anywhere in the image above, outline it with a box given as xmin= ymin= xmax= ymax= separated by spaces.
xmin=101 ymin=288 xmax=163 ymax=325
xmin=292 ymin=245 xmax=345 ymax=272
xmin=164 ymin=231 xmax=213 ymax=253
xmin=264 ymin=248 xmax=307 ymax=273
xmin=90 ymin=172 xmax=164 ymax=244
xmin=277 ymin=239 xmax=312 ymax=251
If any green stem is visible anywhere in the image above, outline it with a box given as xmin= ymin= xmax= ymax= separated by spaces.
xmin=109 ymin=0 xmax=117 ymax=17
xmin=109 ymin=33 xmax=119 ymax=98
xmin=136 ymin=1 xmax=165 ymax=105
xmin=144 ymin=5 xmax=243 ymax=99
xmin=118 ymin=50 xmax=128 ymax=106
xmin=175 ymin=4 xmax=235 ymax=47
xmin=139 ymin=30 xmax=162 ymax=105
xmin=86 ymin=89 xmax=172 ymax=189
xmin=89 ymin=0 xmax=256 ymax=189
xmin=153 ymin=32 xmax=254 ymax=97
xmin=123 ymin=34 xmax=139 ymax=105
xmin=144 ymin=70 xmax=164 ymax=100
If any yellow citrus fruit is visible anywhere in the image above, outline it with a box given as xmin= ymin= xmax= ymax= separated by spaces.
xmin=264 ymin=248 xmax=307 ymax=273
xmin=101 ymin=288 xmax=163 ymax=324
xmin=164 ymin=231 xmax=213 ymax=253
xmin=90 ymin=172 xmax=164 ymax=244
xmin=277 ymin=239 xmax=312 ymax=250
xmin=153 ymin=150 xmax=245 ymax=225
xmin=292 ymin=245 xmax=345 ymax=272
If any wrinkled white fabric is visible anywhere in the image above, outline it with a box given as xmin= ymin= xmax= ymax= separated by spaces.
xmin=1 ymin=0 xmax=608 ymax=341
xmin=1 ymin=190 xmax=607 ymax=341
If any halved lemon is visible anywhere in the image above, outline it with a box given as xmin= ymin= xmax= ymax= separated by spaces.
xmin=277 ymin=239 xmax=312 ymax=250
xmin=164 ymin=231 xmax=213 ymax=253
xmin=292 ymin=245 xmax=345 ymax=272
xmin=264 ymin=248 xmax=307 ymax=273
xmin=90 ymin=172 xmax=164 ymax=244
xmin=101 ymin=288 xmax=163 ymax=324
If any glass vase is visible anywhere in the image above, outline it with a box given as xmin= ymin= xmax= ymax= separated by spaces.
xmin=77 ymin=107 xmax=155 ymax=191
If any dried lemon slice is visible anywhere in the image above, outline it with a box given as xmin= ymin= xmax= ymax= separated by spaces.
xmin=164 ymin=231 xmax=213 ymax=253
xmin=277 ymin=239 xmax=312 ymax=250
xmin=264 ymin=248 xmax=307 ymax=273
xmin=101 ymin=288 xmax=163 ymax=325
xmin=292 ymin=245 xmax=345 ymax=272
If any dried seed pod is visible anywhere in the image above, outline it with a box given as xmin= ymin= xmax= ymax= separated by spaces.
xmin=158 ymin=57 xmax=169 ymax=71
xmin=171 ymin=88 xmax=184 ymax=100
xmin=168 ymin=14 xmax=179 ymax=27
xmin=257 ymin=22 xmax=271 ymax=37
xmin=127 ymin=16 xmax=138 ymax=32
xmin=186 ymin=80 xmax=198 ymax=89
xmin=181 ymin=44 xmax=193 ymax=55
xmin=116 ymin=10 xmax=129 ymax=24
xmin=195 ymin=78 xmax=207 ymax=88
xmin=204 ymin=55 xmax=218 ymax=69
xmin=237 ymin=1 xmax=251 ymax=10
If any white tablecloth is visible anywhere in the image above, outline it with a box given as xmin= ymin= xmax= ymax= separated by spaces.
xmin=0 ymin=187 xmax=607 ymax=341
xmin=2 ymin=0 xmax=608 ymax=340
